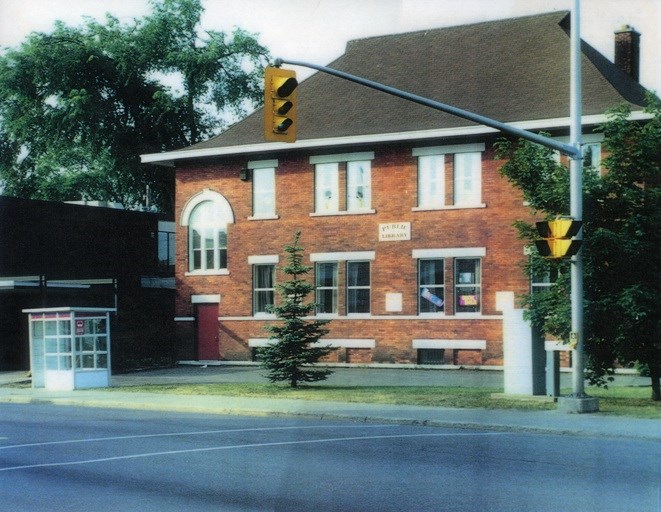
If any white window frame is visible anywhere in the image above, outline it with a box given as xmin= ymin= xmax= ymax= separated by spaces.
xmin=314 ymin=162 xmax=339 ymax=214
xmin=417 ymin=154 xmax=445 ymax=208
xmin=315 ymin=262 xmax=339 ymax=316
xmin=454 ymin=257 xmax=482 ymax=314
xmin=253 ymin=263 xmax=276 ymax=317
xmin=251 ymin=167 xmax=276 ymax=219
xmin=346 ymin=260 xmax=371 ymax=315
xmin=188 ymin=202 xmax=228 ymax=274
xmin=453 ymin=152 xmax=482 ymax=206
xmin=418 ymin=258 xmax=445 ymax=316
xmin=412 ymin=144 xmax=485 ymax=210
xmin=311 ymin=152 xmax=375 ymax=216
xmin=181 ymin=189 xmax=234 ymax=276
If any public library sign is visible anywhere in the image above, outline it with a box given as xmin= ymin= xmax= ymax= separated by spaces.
xmin=379 ymin=222 xmax=411 ymax=242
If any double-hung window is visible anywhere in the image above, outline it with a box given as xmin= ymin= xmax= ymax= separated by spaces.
xmin=315 ymin=262 xmax=338 ymax=314
xmin=312 ymin=252 xmax=374 ymax=316
xmin=417 ymin=154 xmax=445 ymax=208
xmin=311 ymin=152 xmax=374 ymax=215
xmin=455 ymin=258 xmax=481 ymax=313
xmin=347 ymin=261 xmax=371 ymax=314
xmin=252 ymin=167 xmax=276 ymax=217
xmin=453 ymin=152 xmax=482 ymax=206
xmin=315 ymin=163 xmax=340 ymax=213
xmin=253 ymin=264 xmax=276 ymax=315
xmin=248 ymin=159 xmax=278 ymax=219
xmin=414 ymin=249 xmax=484 ymax=315
xmin=413 ymin=144 xmax=484 ymax=209
xmin=418 ymin=259 xmax=445 ymax=314
xmin=347 ymin=161 xmax=371 ymax=211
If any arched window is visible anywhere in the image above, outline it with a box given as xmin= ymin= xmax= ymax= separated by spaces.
xmin=181 ymin=190 xmax=234 ymax=274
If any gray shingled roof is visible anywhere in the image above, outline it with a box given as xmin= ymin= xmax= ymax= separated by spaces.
xmin=184 ymin=11 xmax=648 ymax=152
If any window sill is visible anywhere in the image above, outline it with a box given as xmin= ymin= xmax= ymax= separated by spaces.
xmin=454 ymin=312 xmax=483 ymax=318
xmin=412 ymin=204 xmax=486 ymax=212
xmin=185 ymin=269 xmax=230 ymax=277
xmin=248 ymin=214 xmax=279 ymax=221
xmin=253 ymin=313 xmax=276 ymax=320
xmin=310 ymin=209 xmax=376 ymax=217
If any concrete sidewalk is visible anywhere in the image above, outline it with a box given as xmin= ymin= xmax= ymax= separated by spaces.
xmin=0 ymin=367 xmax=658 ymax=441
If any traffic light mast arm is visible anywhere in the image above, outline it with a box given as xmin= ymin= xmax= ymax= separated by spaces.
xmin=274 ymin=57 xmax=581 ymax=159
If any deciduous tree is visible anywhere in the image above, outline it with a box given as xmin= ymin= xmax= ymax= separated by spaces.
xmin=0 ymin=0 xmax=269 ymax=212
xmin=496 ymin=96 xmax=660 ymax=400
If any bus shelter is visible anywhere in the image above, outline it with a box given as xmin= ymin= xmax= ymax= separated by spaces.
xmin=23 ymin=307 xmax=115 ymax=390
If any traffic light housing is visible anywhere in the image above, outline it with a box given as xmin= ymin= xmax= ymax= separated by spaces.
xmin=264 ymin=66 xmax=298 ymax=143
xmin=535 ymin=218 xmax=583 ymax=259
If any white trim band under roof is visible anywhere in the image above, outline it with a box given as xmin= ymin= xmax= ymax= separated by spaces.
xmin=140 ymin=111 xmax=651 ymax=165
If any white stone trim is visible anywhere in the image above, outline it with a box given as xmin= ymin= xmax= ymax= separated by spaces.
xmin=309 ymin=152 xmax=375 ymax=164
xmin=174 ymin=317 xmax=195 ymax=322
xmin=185 ymin=269 xmax=230 ymax=277
xmin=320 ymin=339 xmax=376 ymax=349
xmin=412 ymin=143 xmax=485 ymax=157
xmin=191 ymin=294 xmax=220 ymax=304
xmin=310 ymin=251 xmax=376 ymax=262
xmin=412 ymin=339 xmax=486 ymax=350
xmin=248 ymin=338 xmax=275 ymax=347
xmin=412 ymin=247 xmax=486 ymax=259
xmin=247 ymin=159 xmax=278 ymax=169
xmin=412 ymin=204 xmax=486 ymax=212
xmin=248 ymin=255 xmax=279 ymax=265
xmin=180 ymin=188 xmax=235 ymax=226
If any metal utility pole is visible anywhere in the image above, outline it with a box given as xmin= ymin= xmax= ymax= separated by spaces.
xmin=563 ymin=0 xmax=598 ymax=412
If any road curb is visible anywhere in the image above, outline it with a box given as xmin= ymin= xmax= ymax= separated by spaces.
xmin=1 ymin=394 xmax=658 ymax=441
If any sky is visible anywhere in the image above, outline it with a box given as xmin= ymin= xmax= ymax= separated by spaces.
xmin=0 ymin=0 xmax=658 ymax=93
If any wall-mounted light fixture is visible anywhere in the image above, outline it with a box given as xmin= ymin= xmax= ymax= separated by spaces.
xmin=239 ymin=168 xmax=251 ymax=181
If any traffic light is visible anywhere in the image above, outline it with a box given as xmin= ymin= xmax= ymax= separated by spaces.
xmin=264 ymin=66 xmax=298 ymax=143
xmin=535 ymin=218 xmax=583 ymax=259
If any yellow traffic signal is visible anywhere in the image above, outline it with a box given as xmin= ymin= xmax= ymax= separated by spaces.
xmin=535 ymin=218 xmax=583 ymax=259
xmin=264 ymin=66 xmax=298 ymax=143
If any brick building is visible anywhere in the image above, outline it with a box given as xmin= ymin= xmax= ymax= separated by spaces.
xmin=141 ymin=12 xmax=649 ymax=367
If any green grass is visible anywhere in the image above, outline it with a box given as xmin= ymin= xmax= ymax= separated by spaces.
xmin=109 ymin=383 xmax=660 ymax=418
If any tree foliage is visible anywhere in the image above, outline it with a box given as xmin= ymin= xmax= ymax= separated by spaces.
xmin=259 ymin=232 xmax=335 ymax=388
xmin=0 ymin=0 xmax=269 ymax=212
xmin=496 ymin=95 xmax=661 ymax=400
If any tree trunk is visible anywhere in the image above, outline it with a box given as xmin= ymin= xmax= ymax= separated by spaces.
xmin=651 ymin=366 xmax=660 ymax=401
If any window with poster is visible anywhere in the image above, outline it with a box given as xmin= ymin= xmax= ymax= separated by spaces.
xmin=455 ymin=258 xmax=481 ymax=313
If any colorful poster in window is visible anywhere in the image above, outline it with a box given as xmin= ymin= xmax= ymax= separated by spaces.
xmin=75 ymin=319 xmax=85 ymax=335
xmin=421 ymin=288 xmax=444 ymax=307
xmin=459 ymin=295 xmax=479 ymax=306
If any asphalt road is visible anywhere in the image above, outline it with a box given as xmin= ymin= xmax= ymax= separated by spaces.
xmin=1 ymin=403 xmax=658 ymax=512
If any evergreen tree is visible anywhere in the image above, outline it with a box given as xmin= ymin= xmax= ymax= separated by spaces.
xmin=259 ymin=232 xmax=335 ymax=388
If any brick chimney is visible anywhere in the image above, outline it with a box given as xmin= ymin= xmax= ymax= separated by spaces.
xmin=614 ymin=25 xmax=640 ymax=81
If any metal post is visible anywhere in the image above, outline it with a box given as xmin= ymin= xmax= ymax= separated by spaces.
xmin=569 ymin=0 xmax=585 ymax=397
xmin=559 ymin=0 xmax=598 ymax=412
